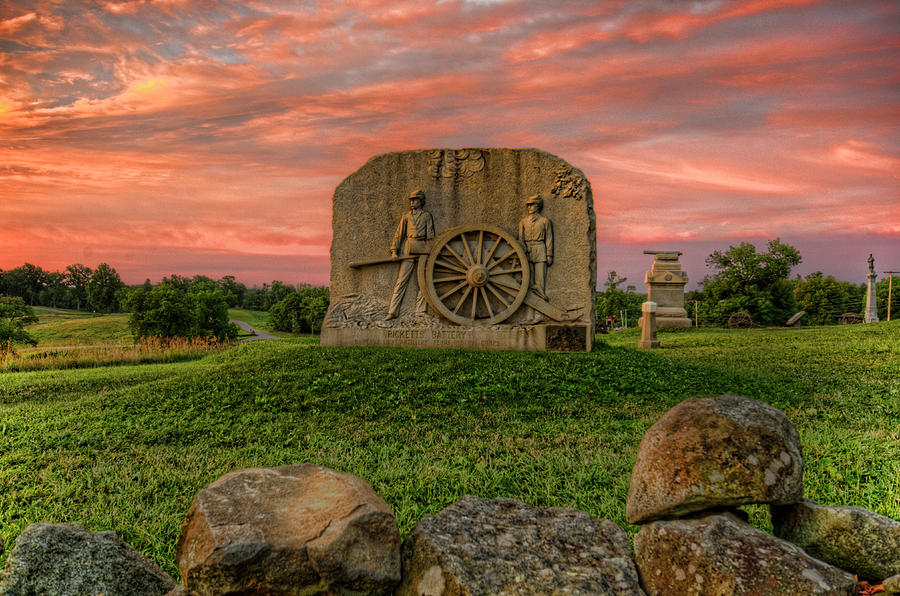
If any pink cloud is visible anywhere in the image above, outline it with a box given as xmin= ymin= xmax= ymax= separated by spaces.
xmin=1 ymin=0 xmax=897 ymax=289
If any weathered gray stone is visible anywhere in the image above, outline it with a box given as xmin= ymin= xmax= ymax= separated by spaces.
xmin=772 ymin=498 xmax=900 ymax=581
xmin=882 ymin=573 xmax=900 ymax=594
xmin=176 ymin=464 xmax=401 ymax=596
xmin=0 ymin=522 xmax=175 ymax=596
xmin=322 ymin=148 xmax=596 ymax=351
xmin=626 ymin=395 xmax=803 ymax=524
xmin=634 ymin=512 xmax=858 ymax=596
xmin=397 ymin=495 xmax=645 ymax=595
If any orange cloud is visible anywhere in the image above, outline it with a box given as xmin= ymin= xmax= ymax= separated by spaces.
xmin=1 ymin=0 xmax=897 ymax=288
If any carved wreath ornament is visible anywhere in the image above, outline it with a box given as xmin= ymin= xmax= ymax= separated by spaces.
xmin=427 ymin=149 xmax=485 ymax=180
xmin=551 ymin=165 xmax=587 ymax=201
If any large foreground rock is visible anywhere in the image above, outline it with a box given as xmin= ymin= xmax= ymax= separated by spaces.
xmin=398 ymin=495 xmax=645 ymax=595
xmin=772 ymin=498 xmax=900 ymax=581
xmin=883 ymin=573 xmax=900 ymax=594
xmin=634 ymin=512 xmax=857 ymax=595
xmin=0 ymin=522 xmax=175 ymax=596
xmin=627 ymin=395 xmax=803 ymax=523
xmin=176 ymin=464 xmax=401 ymax=595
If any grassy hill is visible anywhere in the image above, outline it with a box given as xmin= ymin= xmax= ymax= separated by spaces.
xmin=1 ymin=322 xmax=897 ymax=580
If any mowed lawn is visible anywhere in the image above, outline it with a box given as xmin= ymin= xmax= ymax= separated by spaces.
xmin=26 ymin=310 xmax=132 ymax=347
xmin=1 ymin=321 xmax=898 ymax=580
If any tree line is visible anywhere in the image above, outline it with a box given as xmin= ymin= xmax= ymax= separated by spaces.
xmin=0 ymin=263 xmax=329 ymax=344
xmin=595 ymin=239 xmax=898 ymax=327
xmin=3 ymin=239 xmax=896 ymax=345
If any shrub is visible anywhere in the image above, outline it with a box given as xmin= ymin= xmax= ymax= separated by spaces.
xmin=0 ymin=296 xmax=38 ymax=346
xmin=123 ymin=284 xmax=239 ymax=340
xmin=270 ymin=286 xmax=329 ymax=333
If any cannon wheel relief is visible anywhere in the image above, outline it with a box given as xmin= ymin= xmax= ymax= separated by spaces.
xmin=418 ymin=225 xmax=530 ymax=326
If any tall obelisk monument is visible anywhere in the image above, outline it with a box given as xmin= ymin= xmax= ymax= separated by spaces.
xmin=864 ymin=254 xmax=879 ymax=323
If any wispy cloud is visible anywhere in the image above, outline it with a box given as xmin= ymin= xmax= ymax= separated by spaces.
xmin=1 ymin=0 xmax=897 ymax=285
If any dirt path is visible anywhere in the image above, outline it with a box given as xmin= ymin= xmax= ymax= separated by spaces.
xmin=230 ymin=320 xmax=280 ymax=342
xmin=32 ymin=306 xmax=70 ymax=314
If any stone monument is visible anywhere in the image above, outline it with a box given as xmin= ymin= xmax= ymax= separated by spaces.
xmin=638 ymin=250 xmax=691 ymax=328
xmin=864 ymin=253 xmax=879 ymax=323
xmin=321 ymin=148 xmax=596 ymax=352
xmin=638 ymin=302 xmax=660 ymax=349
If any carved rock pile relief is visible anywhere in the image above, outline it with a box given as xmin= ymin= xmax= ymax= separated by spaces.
xmin=427 ymin=149 xmax=485 ymax=180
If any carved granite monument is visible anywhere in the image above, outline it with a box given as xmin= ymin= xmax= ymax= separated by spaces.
xmin=864 ymin=253 xmax=879 ymax=323
xmin=638 ymin=250 xmax=691 ymax=329
xmin=322 ymin=148 xmax=596 ymax=351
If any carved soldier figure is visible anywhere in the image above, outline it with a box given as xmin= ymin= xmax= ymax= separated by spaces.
xmin=518 ymin=194 xmax=553 ymax=300
xmin=385 ymin=189 xmax=435 ymax=320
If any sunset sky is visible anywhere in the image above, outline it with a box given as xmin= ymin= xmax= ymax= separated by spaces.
xmin=2 ymin=0 xmax=898 ymax=289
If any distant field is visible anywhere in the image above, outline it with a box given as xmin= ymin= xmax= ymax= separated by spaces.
xmin=1 ymin=321 xmax=897 ymax=580
xmin=26 ymin=310 xmax=132 ymax=347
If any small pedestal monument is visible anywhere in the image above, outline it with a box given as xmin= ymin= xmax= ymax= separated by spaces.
xmin=639 ymin=251 xmax=691 ymax=328
xmin=638 ymin=302 xmax=660 ymax=349
xmin=321 ymin=148 xmax=596 ymax=352
xmin=864 ymin=254 xmax=879 ymax=323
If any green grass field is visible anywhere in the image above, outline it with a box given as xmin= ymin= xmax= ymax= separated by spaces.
xmin=26 ymin=310 xmax=132 ymax=347
xmin=1 ymin=321 xmax=898 ymax=580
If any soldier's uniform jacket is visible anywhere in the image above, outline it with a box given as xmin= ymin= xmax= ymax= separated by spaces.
xmin=391 ymin=209 xmax=435 ymax=256
xmin=518 ymin=214 xmax=553 ymax=263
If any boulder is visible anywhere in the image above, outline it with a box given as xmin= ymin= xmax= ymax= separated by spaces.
xmin=397 ymin=495 xmax=645 ymax=595
xmin=0 ymin=522 xmax=175 ymax=596
xmin=626 ymin=395 xmax=803 ymax=524
xmin=176 ymin=464 xmax=401 ymax=595
xmin=772 ymin=498 xmax=900 ymax=581
xmin=882 ymin=573 xmax=900 ymax=595
xmin=633 ymin=512 xmax=857 ymax=596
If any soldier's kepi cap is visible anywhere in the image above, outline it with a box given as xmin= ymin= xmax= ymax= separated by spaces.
xmin=407 ymin=189 xmax=426 ymax=200
xmin=525 ymin=194 xmax=542 ymax=204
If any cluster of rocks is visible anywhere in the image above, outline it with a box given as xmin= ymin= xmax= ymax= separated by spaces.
xmin=1 ymin=396 xmax=897 ymax=595
xmin=627 ymin=395 xmax=900 ymax=595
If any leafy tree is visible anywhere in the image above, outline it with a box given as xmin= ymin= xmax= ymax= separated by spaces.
xmin=124 ymin=283 xmax=238 ymax=340
xmin=190 ymin=275 xmax=217 ymax=293
xmin=594 ymin=271 xmax=646 ymax=327
xmin=87 ymin=263 xmax=125 ymax=313
xmin=0 ymin=296 xmax=38 ymax=346
xmin=217 ymin=275 xmax=247 ymax=307
xmin=2 ymin=263 xmax=48 ymax=305
xmin=793 ymin=272 xmax=845 ymax=325
xmin=265 ymin=280 xmax=296 ymax=310
xmin=270 ymin=286 xmax=330 ymax=333
xmin=699 ymin=239 xmax=801 ymax=326
xmin=65 ymin=264 xmax=93 ymax=310
xmin=877 ymin=275 xmax=900 ymax=321
xmin=161 ymin=274 xmax=191 ymax=291
xmin=242 ymin=285 xmax=269 ymax=310
xmin=40 ymin=272 xmax=69 ymax=308
xmin=191 ymin=289 xmax=239 ymax=339
xmin=835 ymin=281 xmax=866 ymax=316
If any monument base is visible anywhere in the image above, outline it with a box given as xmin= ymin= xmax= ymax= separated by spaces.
xmin=638 ymin=316 xmax=692 ymax=328
xmin=321 ymin=323 xmax=592 ymax=352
